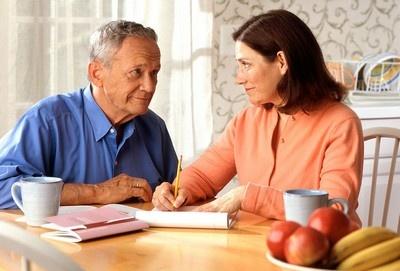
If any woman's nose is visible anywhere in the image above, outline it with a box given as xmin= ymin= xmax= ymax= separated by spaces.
xmin=235 ymin=71 xmax=246 ymax=85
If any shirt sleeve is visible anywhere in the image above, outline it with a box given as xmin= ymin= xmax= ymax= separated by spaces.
xmin=180 ymin=117 xmax=237 ymax=204
xmin=0 ymin=112 xmax=52 ymax=208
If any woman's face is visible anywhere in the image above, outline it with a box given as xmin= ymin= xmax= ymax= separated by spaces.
xmin=235 ymin=41 xmax=287 ymax=106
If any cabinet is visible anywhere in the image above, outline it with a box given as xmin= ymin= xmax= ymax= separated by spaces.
xmin=349 ymin=104 xmax=400 ymax=230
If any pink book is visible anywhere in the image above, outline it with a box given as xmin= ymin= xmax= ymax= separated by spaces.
xmin=41 ymin=206 xmax=148 ymax=243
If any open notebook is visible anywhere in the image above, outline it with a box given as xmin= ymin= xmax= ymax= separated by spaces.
xmin=40 ymin=204 xmax=234 ymax=243
xmin=106 ymin=204 xmax=235 ymax=229
xmin=41 ymin=206 xmax=148 ymax=243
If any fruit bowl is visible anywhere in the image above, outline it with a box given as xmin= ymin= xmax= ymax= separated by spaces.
xmin=266 ymin=252 xmax=336 ymax=271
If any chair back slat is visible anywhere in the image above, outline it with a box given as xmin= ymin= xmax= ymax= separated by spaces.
xmin=368 ymin=136 xmax=380 ymax=226
xmin=21 ymin=257 xmax=30 ymax=271
xmin=363 ymin=127 xmax=400 ymax=231
xmin=382 ymin=138 xmax=399 ymax=227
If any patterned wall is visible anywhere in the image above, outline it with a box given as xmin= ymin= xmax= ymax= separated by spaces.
xmin=212 ymin=0 xmax=400 ymax=138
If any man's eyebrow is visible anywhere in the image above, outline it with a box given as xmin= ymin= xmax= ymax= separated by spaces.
xmin=131 ymin=64 xmax=145 ymax=68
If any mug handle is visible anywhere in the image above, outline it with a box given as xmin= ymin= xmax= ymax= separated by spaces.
xmin=11 ymin=182 xmax=24 ymax=212
xmin=328 ymin=198 xmax=348 ymax=214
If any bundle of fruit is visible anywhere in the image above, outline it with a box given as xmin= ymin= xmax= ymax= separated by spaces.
xmin=266 ymin=207 xmax=400 ymax=270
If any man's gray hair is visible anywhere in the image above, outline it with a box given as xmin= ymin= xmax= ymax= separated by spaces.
xmin=89 ymin=20 xmax=157 ymax=65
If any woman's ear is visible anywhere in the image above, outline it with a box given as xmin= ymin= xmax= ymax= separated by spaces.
xmin=88 ymin=60 xmax=104 ymax=88
xmin=276 ymin=51 xmax=288 ymax=75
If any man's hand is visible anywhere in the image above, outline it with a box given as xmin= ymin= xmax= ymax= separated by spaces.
xmin=193 ymin=185 xmax=246 ymax=215
xmin=95 ymin=174 xmax=153 ymax=203
xmin=61 ymin=173 xmax=153 ymax=205
xmin=152 ymin=182 xmax=190 ymax=211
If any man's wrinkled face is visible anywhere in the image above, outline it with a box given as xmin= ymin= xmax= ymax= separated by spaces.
xmin=100 ymin=37 xmax=161 ymax=120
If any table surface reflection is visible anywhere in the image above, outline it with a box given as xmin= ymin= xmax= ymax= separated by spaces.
xmin=0 ymin=203 xmax=280 ymax=271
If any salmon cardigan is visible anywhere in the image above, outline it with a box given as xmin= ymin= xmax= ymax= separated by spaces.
xmin=180 ymin=102 xmax=364 ymax=224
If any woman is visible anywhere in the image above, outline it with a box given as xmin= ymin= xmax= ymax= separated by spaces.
xmin=153 ymin=9 xmax=363 ymax=224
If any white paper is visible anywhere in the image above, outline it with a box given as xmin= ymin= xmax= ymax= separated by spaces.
xmin=41 ymin=230 xmax=82 ymax=243
xmin=106 ymin=204 xmax=234 ymax=229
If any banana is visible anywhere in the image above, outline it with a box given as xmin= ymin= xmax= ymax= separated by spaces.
xmin=370 ymin=258 xmax=400 ymax=271
xmin=330 ymin=227 xmax=398 ymax=264
xmin=337 ymin=236 xmax=400 ymax=271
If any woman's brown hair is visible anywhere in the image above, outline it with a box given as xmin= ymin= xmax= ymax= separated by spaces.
xmin=232 ymin=9 xmax=346 ymax=113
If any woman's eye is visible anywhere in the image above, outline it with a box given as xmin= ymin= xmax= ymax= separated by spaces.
xmin=238 ymin=61 xmax=251 ymax=71
xmin=243 ymin=63 xmax=251 ymax=70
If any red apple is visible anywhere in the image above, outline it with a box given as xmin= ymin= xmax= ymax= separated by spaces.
xmin=266 ymin=221 xmax=301 ymax=261
xmin=348 ymin=220 xmax=361 ymax=233
xmin=307 ymin=207 xmax=351 ymax=244
xmin=284 ymin=226 xmax=330 ymax=266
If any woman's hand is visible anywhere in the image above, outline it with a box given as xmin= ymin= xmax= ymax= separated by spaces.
xmin=152 ymin=182 xmax=190 ymax=210
xmin=194 ymin=185 xmax=246 ymax=215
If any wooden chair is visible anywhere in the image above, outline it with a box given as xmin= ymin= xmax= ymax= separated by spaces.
xmin=363 ymin=127 xmax=400 ymax=232
xmin=0 ymin=221 xmax=83 ymax=271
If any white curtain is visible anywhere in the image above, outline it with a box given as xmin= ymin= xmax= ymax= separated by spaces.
xmin=0 ymin=0 xmax=213 ymax=163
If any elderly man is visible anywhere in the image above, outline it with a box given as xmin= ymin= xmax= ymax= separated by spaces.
xmin=0 ymin=20 xmax=177 ymax=208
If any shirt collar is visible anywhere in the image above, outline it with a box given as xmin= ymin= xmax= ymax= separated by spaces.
xmin=83 ymin=85 xmax=113 ymax=141
xmin=119 ymin=121 xmax=136 ymax=146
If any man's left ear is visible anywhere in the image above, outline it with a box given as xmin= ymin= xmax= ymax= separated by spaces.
xmin=276 ymin=51 xmax=288 ymax=75
xmin=88 ymin=60 xmax=105 ymax=88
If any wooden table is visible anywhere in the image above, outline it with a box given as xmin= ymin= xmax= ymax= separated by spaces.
xmin=0 ymin=203 xmax=280 ymax=271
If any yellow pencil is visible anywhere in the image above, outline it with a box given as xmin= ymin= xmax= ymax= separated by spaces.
xmin=174 ymin=155 xmax=182 ymax=198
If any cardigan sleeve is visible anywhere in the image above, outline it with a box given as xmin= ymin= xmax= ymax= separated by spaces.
xmin=241 ymin=183 xmax=285 ymax=220
xmin=179 ymin=117 xmax=238 ymax=204
xmin=318 ymin=117 xmax=364 ymax=224
xmin=240 ymin=116 xmax=363 ymax=224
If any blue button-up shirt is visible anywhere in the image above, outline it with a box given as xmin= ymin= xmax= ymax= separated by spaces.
xmin=0 ymin=86 xmax=178 ymax=208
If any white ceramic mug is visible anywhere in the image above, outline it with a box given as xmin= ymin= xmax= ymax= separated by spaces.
xmin=11 ymin=176 xmax=63 ymax=226
xmin=284 ymin=189 xmax=348 ymax=225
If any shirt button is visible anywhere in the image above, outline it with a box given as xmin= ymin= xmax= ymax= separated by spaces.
xmin=110 ymin=128 xmax=115 ymax=134
xmin=114 ymin=161 xmax=118 ymax=166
